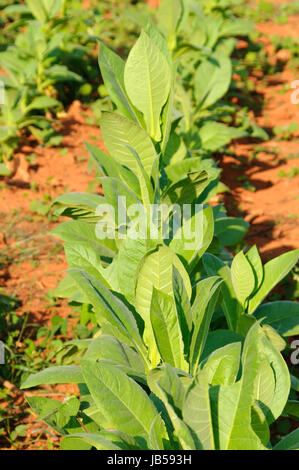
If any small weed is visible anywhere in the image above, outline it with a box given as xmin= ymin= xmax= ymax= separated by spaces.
xmin=277 ymin=167 xmax=299 ymax=178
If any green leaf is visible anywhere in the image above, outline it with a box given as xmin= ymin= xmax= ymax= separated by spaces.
xmin=148 ymin=366 xmax=196 ymax=450
xmin=50 ymin=274 xmax=88 ymax=303
xmin=68 ymin=269 xmax=147 ymax=364
xmin=26 ymin=0 xmax=47 ymax=23
xmin=203 ymin=253 xmax=242 ymax=330
xmin=85 ymin=142 xmax=120 ymax=178
xmin=64 ymin=242 xmax=109 ymax=285
xmin=245 ymin=245 xmax=264 ymax=292
xmin=194 ymin=52 xmax=232 ymax=109
xmin=21 ymin=366 xmax=83 ymax=389
xmin=273 ymin=429 xmax=299 ymax=450
xmin=248 ymin=249 xmax=299 ymax=314
xmin=26 ymin=96 xmax=60 ymax=112
xmin=25 ymin=396 xmax=88 ymax=439
xmin=201 ymin=342 xmax=241 ymax=386
xmin=135 ymin=245 xmax=191 ymax=366
xmin=201 ymin=330 xmax=244 ymax=361
xmin=183 ymin=369 xmax=215 ymax=449
xmin=157 ymin=0 xmax=183 ymax=50
xmin=0 ymin=163 xmax=11 ymax=176
xmin=169 ymin=205 xmax=214 ymax=270
xmin=198 ymin=122 xmax=240 ymax=152
xmin=231 ymin=250 xmax=255 ymax=307
xmin=52 ymin=192 xmax=105 ymax=223
xmin=100 ymin=112 xmax=157 ymax=177
xmin=62 ymin=433 xmax=123 ymax=450
xmin=262 ymin=324 xmax=286 ymax=352
xmin=150 ymin=288 xmax=186 ymax=369
xmin=210 ymin=323 xmax=266 ymax=450
xmin=42 ymin=0 xmax=62 ymax=18
xmin=284 ymin=400 xmax=299 ymax=419
xmin=172 ymin=267 xmax=192 ymax=358
xmin=117 ymin=236 xmax=148 ymax=303
xmin=51 ymin=220 xmax=117 ymax=258
xmin=85 ymin=334 xmax=145 ymax=380
xmin=255 ymin=301 xmax=299 ymax=337
xmin=149 ymin=414 xmax=169 ymax=450
xmin=220 ymin=19 xmax=253 ymax=37
xmin=162 ymin=170 xmax=210 ymax=207
xmin=98 ymin=42 xmax=142 ymax=124
xmin=124 ymin=30 xmax=171 ymax=140
xmin=189 ymin=276 xmax=223 ymax=374
xmin=251 ymin=402 xmax=270 ymax=447
xmin=101 ymin=176 xmax=141 ymax=221
xmin=81 ymin=359 xmax=158 ymax=437
xmin=214 ymin=217 xmax=249 ymax=247
xmin=260 ymin=335 xmax=290 ymax=423
xmin=253 ymin=359 xmax=276 ymax=423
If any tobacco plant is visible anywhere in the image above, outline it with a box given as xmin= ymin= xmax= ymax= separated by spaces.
xmin=21 ymin=26 xmax=299 ymax=450
xmin=128 ymin=0 xmax=264 ymax=153
xmin=0 ymin=0 xmax=148 ymax=160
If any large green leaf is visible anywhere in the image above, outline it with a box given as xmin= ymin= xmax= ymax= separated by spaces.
xmin=203 ymin=253 xmax=243 ymax=331
xmin=245 ymin=245 xmax=264 ymax=292
xmin=248 ymin=249 xmax=299 ymax=314
xmin=124 ymin=31 xmax=171 ymax=141
xmin=273 ymin=429 xmax=299 ymax=450
xmin=21 ymin=366 xmax=83 ymax=389
xmin=214 ymin=217 xmax=249 ymax=247
xmin=254 ymin=301 xmax=299 ymax=337
xmin=86 ymin=142 xmax=140 ymax=197
xmin=81 ymin=359 xmax=158 ymax=437
xmin=162 ymin=170 xmax=210 ymax=207
xmin=135 ymin=245 xmax=191 ymax=366
xmin=260 ymin=335 xmax=290 ymax=423
xmin=183 ymin=369 xmax=215 ymax=449
xmin=201 ymin=342 xmax=241 ymax=386
xmin=100 ymin=112 xmax=157 ymax=177
xmin=117 ymin=236 xmax=148 ymax=303
xmin=172 ymin=267 xmax=192 ymax=358
xmin=64 ymin=242 xmax=109 ymax=285
xmin=169 ymin=205 xmax=214 ymax=271
xmin=148 ymin=414 xmax=169 ymax=450
xmin=52 ymin=192 xmax=105 ymax=223
xmin=157 ymin=0 xmax=183 ymax=50
xmin=150 ymin=288 xmax=187 ymax=370
xmin=231 ymin=250 xmax=255 ymax=307
xmin=85 ymin=335 xmax=145 ymax=381
xmin=68 ymin=269 xmax=147 ymax=364
xmin=194 ymin=52 xmax=232 ymax=109
xmin=148 ymin=366 xmax=196 ymax=450
xmin=98 ymin=42 xmax=142 ymax=124
xmin=189 ymin=276 xmax=223 ymax=374
xmin=209 ymin=323 xmax=266 ymax=450
xmin=62 ymin=433 xmax=122 ymax=450
xmin=26 ymin=0 xmax=47 ymax=23
xmin=198 ymin=122 xmax=242 ymax=152
xmin=51 ymin=220 xmax=117 ymax=258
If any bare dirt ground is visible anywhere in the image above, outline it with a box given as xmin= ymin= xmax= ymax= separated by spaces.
xmin=0 ymin=102 xmax=101 ymax=449
xmin=219 ymin=20 xmax=299 ymax=261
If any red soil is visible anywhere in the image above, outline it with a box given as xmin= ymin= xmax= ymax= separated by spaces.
xmin=219 ymin=17 xmax=299 ymax=260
